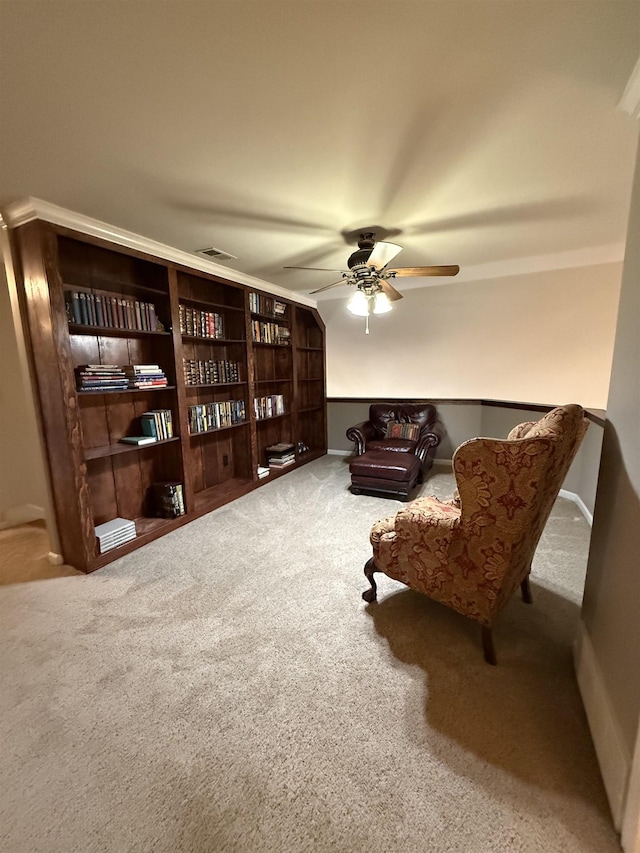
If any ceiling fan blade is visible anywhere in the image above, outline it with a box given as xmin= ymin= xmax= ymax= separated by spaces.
xmin=310 ymin=279 xmax=350 ymax=294
xmin=367 ymin=241 xmax=403 ymax=270
xmin=389 ymin=265 xmax=460 ymax=277
xmin=284 ymin=265 xmax=347 ymax=272
xmin=379 ymin=280 xmax=404 ymax=302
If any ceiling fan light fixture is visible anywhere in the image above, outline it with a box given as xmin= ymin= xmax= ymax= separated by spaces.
xmin=347 ymin=289 xmax=370 ymax=316
xmin=372 ymin=291 xmax=393 ymax=314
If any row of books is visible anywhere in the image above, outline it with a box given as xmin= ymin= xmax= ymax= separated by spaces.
xmin=150 ymin=481 xmax=185 ymax=519
xmin=251 ymin=321 xmax=290 ymax=345
xmin=141 ymin=409 xmax=173 ymax=440
xmin=119 ymin=409 xmax=174 ymax=445
xmin=254 ymin=394 xmax=285 ymax=420
xmin=188 ymin=400 xmax=247 ymax=434
xmin=179 ymin=305 xmax=225 ymax=339
xmin=265 ymin=442 xmax=296 ymax=469
xmin=65 ymin=290 xmax=159 ymax=332
xmin=75 ymin=364 xmax=168 ymax=392
xmin=249 ymin=292 xmax=287 ymax=318
xmin=183 ymin=359 xmax=240 ymax=386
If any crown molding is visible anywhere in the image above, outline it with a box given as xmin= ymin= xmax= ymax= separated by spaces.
xmin=619 ymin=54 xmax=640 ymax=121
xmin=1 ymin=197 xmax=317 ymax=308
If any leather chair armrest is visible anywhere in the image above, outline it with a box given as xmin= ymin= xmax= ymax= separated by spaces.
xmin=346 ymin=421 xmax=377 ymax=455
xmin=415 ymin=418 xmax=445 ymax=464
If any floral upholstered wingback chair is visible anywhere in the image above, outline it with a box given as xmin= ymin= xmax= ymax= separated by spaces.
xmin=362 ymin=404 xmax=590 ymax=664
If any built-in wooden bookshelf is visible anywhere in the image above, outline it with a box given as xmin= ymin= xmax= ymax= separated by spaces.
xmin=9 ymin=218 xmax=327 ymax=572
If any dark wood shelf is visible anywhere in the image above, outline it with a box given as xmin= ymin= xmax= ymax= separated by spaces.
xmin=255 ymin=413 xmax=291 ymax=423
xmin=78 ymin=385 xmax=176 ymax=396
xmin=185 ymin=381 xmax=246 ymax=389
xmin=182 ymin=334 xmax=245 ymax=344
xmin=188 ymin=420 xmax=249 ymax=437
xmin=85 ymin=436 xmax=180 ymax=460
xmin=180 ymin=296 xmax=245 ymax=313
xmin=93 ymin=515 xmax=185 ymax=567
xmin=12 ymin=218 xmax=326 ymax=572
xmin=262 ymin=448 xmax=325 ymax=481
xmin=64 ymin=281 xmax=168 ymax=298
xmin=193 ymin=478 xmax=254 ymax=514
xmin=250 ymin=311 xmax=290 ymax=324
xmin=69 ymin=324 xmax=171 ymax=338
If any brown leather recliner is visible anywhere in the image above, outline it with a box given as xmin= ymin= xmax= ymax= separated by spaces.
xmin=346 ymin=403 xmax=444 ymax=479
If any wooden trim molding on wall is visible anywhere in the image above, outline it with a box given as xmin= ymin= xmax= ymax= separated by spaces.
xmin=326 ymin=397 xmax=606 ymax=427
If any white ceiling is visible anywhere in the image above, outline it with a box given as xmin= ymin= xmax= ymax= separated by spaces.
xmin=1 ymin=1 xmax=639 ymax=298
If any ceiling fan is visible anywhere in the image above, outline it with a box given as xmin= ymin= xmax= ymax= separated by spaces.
xmin=284 ymin=232 xmax=459 ymax=320
xmin=285 ymin=231 xmax=460 ymax=302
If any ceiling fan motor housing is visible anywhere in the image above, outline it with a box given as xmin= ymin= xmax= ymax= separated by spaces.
xmin=347 ymin=233 xmax=376 ymax=269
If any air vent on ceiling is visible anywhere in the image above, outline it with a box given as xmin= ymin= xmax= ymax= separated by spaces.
xmin=195 ymin=246 xmax=238 ymax=262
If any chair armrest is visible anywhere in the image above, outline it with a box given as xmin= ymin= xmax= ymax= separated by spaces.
xmin=415 ymin=418 xmax=445 ymax=463
xmin=346 ymin=421 xmax=377 ymax=455
xmin=372 ymin=495 xmax=460 ymax=580
xmin=394 ymin=495 xmax=461 ymax=538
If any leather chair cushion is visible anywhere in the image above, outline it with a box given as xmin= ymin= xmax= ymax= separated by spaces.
xmin=367 ymin=438 xmax=417 ymax=454
xmin=350 ymin=451 xmax=420 ymax=483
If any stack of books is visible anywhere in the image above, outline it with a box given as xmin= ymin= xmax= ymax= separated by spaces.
xmin=75 ymin=364 xmax=128 ymax=393
xmin=140 ymin=409 xmax=174 ymax=440
xmin=150 ymin=482 xmax=185 ymax=519
xmin=257 ymin=466 xmax=270 ymax=479
xmin=95 ymin=517 xmax=136 ymax=554
xmin=124 ymin=364 xmax=168 ymax=389
xmin=266 ymin=442 xmax=296 ymax=470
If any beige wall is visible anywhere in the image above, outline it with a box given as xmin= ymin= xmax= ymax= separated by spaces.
xmin=582 ymin=143 xmax=640 ymax=760
xmin=0 ymin=258 xmax=49 ymax=525
xmin=318 ymin=263 xmax=622 ymax=409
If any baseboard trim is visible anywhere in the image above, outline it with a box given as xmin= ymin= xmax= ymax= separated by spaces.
xmin=559 ymin=488 xmax=593 ymax=526
xmin=327 ymin=449 xmax=351 ymax=456
xmin=432 ymin=458 xmax=453 ymax=469
xmin=0 ymin=503 xmax=46 ymax=530
xmin=574 ymin=621 xmax=631 ymax=828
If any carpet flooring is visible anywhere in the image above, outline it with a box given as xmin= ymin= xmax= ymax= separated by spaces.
xmin=0 ymin=455 xmax=619 ymax=852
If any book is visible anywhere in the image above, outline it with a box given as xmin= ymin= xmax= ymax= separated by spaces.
xmin=150 ymin=481 xmax=185 ymax=518
xmin=119 ymin=436 xmax=157 ymax=445
xmin=95 ymin=517 xmax=136 ymax=554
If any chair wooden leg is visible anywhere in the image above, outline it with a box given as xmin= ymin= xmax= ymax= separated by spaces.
xmin=362 ymin=557 xmax=378 ymax=603
xmin=481 ymin=625 xmax=497 ymax=666
xmin=521 ymin=575 xmax=533 ymax=604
